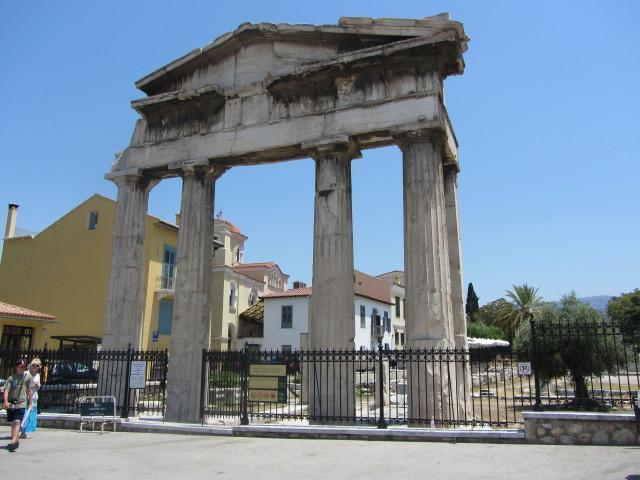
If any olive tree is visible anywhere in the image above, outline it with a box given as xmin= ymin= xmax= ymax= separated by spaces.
xmin=514 ymin=293 xmax=628 ymax=407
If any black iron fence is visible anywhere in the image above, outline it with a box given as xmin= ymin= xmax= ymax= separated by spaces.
xmin=526 ymin=318 xmax=639 ymax=410
xmin=202 ymin=346 xmax=539 ymax=427
xmin=201 ymin=319 xmax=639 ymax=427
xmin=0 ymin=348 xmax=167 ymax=417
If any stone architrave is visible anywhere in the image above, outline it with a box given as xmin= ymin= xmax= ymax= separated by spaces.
xmin=165 ymin=166 xmax=224 ymax=423
xmin=444 ymin=165 xmax=472 ymax=421
xmin=307 ymin=142 xmax=358 ymax=422
xmin=398 ymin=131 xmax=456 ymax=424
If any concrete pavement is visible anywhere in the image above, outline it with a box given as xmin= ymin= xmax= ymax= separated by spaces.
xmin=1 ymin=428 xmax=638 ymax=479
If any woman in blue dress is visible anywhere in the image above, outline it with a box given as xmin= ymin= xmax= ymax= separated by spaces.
xmin=20 ymin=358 xmax=41 ymax=438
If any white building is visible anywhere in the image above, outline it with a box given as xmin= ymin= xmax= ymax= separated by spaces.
xmin=377 ymin=270 xmax=406 ymax=349
xmin=248 ymin=271 xmax=394 ymax=351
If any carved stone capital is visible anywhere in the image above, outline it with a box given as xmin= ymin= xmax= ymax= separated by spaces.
xmin=392 ymin=128 xmax=445 ymax=153
xmin=180 ymin=163 xmax=228 ymax=181
xmin=302 ymin=135 xmax=362 ymax=161
xmin=110 ymin=172 xmax=158 ymax=193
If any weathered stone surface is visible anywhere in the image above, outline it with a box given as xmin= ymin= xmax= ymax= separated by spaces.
xmin=611 ymin=428 xmax=636 ymax=445
xmin=559 ymin=435 xmax=576 ymax=445
xmin=536 ymin=427 xmax=547 ymax=437
xmin=110 ymin=17 xmax=467 ymax=176
xmin=567 ymin=423 xmax=583 ymax=435
xmin=400 ymin=135 xmax=454 ymax=343
xmin=592 ymin=430 xmax=609 ymax=445
xmin=308 ymin=147 xmax=356 ymax=420
xmin=166 ymin=168 xmax=222 ymax=423
xmin=102 ymin=175 xmax=156 ymax=348
xmin=444 ymin=166 xmax=471 ymax=420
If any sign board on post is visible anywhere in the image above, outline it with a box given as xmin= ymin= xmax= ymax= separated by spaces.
xmin=152 ymin=330 xmax=159 ymax=343
xmin=248 ymin=364 xmax=287 ymax=403
xmin=129 ymin=361 xmax=147 ymax=389
xmin=518 ymin=362 xmax=532 ymax=376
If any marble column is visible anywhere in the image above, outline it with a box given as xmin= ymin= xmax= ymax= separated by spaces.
xmin=444 ymin=165 xmax=472 ymax=421
xmin=100 ymin=174 xmax=155 ymax=408
xmin=398 ymin=131 xmax=455 ymax=424
xmin=308 ymin=146 xmax=356 ymax=422
xmin=102 ymin=174 xmax=156 ymax=349
xmin=165 ymin=166 xmax=224 ymax=423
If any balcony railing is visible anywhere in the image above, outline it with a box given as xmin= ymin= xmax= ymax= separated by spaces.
xmin=156 ymin=275 xmax=176 ymax=291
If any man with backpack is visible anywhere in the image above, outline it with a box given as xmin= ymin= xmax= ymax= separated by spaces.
xmin=3 ymin=359 xmax=34 ymax=452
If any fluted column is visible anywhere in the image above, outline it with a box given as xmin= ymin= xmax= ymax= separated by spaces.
xmin=166 ymin=166 xmax=225 ymax=423
xmin=444 ymin=166 xmax=466 ymax=348
xmin=309 ymin=148 xmax=356 ymax=349
xmin=308 ymin=144 xmax=357 ymax=422
xmin=444 ymin=165 xmax=472 ymax=421
xmin=398 ymin=131 xmax=455 ymax=424
xmin=103 ymin=174 xmax=156 ymax=349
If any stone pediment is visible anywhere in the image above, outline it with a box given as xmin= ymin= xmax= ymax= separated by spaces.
xmin=135 ymin=15 xmax=468 ymax=96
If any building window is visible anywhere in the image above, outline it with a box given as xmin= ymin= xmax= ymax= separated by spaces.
xmin=281 ymin=345 xmax=292 ymax=353
xmin=248 ymin=288 xmax=258 ymax=306
xmin=88 ymin=211 xmax=99 ymax=230
xmin=281 ymin=305 xmax=293 ymax=329
xmin=360 ymin=305 xmax=366 ymax=328
xmin=400 ymin=332 xmax=405 ymax=345
xmin=158 ymin=300 xmax=173 ymax=335
xmin=371 ymin=308 xmax=379 ymax=335
xmin=402 ymin=299 xmax=405 ymax=318
xmin=383 ymin=311 xmax=391 ymax=333
xmin=395 ymin=296 xmax=401 ymax=317
xmin=162 ymin=245 xmax=176 ymax=289
xmin=0 ymin=325 xmax=33 ymax=349
xmin=229 ymin=283 xmax=237 ymax=311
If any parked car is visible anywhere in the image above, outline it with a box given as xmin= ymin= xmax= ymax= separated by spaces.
xmin=48 ymin=361 xmax=98 ymax=384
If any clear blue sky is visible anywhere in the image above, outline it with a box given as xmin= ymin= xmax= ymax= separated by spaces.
xmin=1 ymin=1 xmax=638 ymax=305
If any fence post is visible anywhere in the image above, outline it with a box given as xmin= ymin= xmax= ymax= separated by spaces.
xmin=121 ymin=344 xmax=132 ymax=419
xmin=377 ymin=338 xmax=387 ymax=429
xmin=240 ymin=346 xmax=249 ymax=425
xmin=200 ymin=349 xmax=207 ymax=425
xmin=530 ymin=319 xmax=543 ymax=411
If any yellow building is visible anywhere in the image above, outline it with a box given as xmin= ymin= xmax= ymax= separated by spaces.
xmin=0 ymin=195 xmax=288 ymax=350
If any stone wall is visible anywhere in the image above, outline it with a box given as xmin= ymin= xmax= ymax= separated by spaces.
xmin=523 ymin=411 xmax=639 ymax=446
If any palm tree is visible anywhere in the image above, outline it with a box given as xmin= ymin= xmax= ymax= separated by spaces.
xmin=498 ymin=284 xmax=543 ymax=340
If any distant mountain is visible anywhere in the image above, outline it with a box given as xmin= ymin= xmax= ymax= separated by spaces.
xmin=551 ymin=295 xmax=613 ymax=313
xmin=578 ymin=295 xmax=613 ymax=313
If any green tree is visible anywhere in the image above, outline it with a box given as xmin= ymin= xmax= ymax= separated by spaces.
xmin=514 ymin=293 xmax=628 ymax=407
xmin=607 ymin=289 xmax=640 ymax=344
xmin=467 ymin=321 xmax=505 ymax=340
xmin=474 ymin=298 xmax=511 ymax=328
xmin=498 ymin=284 xmax=543 ymax=340
xmin=465 ymin=283 xmax=480 ymax=321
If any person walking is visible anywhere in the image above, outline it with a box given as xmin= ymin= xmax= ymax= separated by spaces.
xmin=3 ymin=359 xmax=33 ymax=452
xmin=20 ymin=358 xmax=42 ymax=439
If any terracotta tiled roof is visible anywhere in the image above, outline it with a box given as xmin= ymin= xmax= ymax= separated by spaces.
xmin=218 ymin=219 xmax=243 ymax=236
xmin=354 ymin=270 xmax=392 ymax=305
xmin=262 ymin=287 xmax=312 ymax=299
xmin=239 ymin=301 xmax=264 ymax=323
xmin=231 ymin=267 xmax=265 ymax=283
xmin=0 ymin=301 xmax=55 ymax=321
xmin=261 ymin=271 xmax=392 ymax=305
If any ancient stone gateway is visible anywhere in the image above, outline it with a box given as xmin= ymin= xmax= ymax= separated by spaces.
xmin=104 ymin=15 xmax=470 ymax=423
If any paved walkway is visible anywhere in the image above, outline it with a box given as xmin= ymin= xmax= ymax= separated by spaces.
xmin=1 ymin=428 xmax=638 ymax=479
